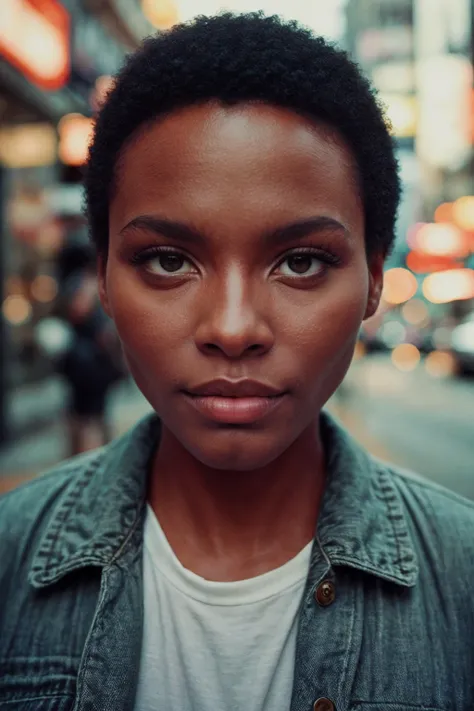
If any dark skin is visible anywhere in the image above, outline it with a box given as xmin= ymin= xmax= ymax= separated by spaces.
xmin=99 ymin=102 xmax=384 ymax=582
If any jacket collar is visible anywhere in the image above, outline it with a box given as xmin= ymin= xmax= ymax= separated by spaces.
xmin=30 ymin=411 xmax=418 ymax=589
xmin=317 ymin=414 xmax=418 ymax=587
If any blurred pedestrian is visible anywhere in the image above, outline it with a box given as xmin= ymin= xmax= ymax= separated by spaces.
xmin=55 ymin=226 xmax=124 ymax=454
xmin=2 ymin=14 xmax=474 ymax=711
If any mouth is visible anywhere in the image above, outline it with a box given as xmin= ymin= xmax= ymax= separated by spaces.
xmin=182 ymin=379 xmax=287 ymax=425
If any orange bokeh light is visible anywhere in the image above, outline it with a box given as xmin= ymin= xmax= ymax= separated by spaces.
xmin=434 ymin=202 xmax=454 ymax=223
xmin=141 ymin=0 xmax=179 ymax=29
xmin=453 ymin=196 xmax=474 ymax=231
xmin=58 ymin=114 xmax=94 ymax=166
xmin=382 ymin=268 xmax=418 ymax=305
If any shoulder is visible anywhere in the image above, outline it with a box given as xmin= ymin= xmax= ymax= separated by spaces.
xmin=0 ymin=414 xmax=158 ymax=587
xmin=382 ymin=460 xmax=474 ymax=567
xmin=0 ymin=449 xmax=100 ymax=516
xmin=0 ymin=450 xmax=102 ymax=574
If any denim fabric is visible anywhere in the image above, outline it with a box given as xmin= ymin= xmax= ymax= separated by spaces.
xmin=1 ymin=412 xmax=473 ymax=711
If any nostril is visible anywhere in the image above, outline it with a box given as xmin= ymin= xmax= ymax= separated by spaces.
xmin=204 ymin=343 xmax=220 ymax=352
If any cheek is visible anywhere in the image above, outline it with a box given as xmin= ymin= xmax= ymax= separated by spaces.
xmin=290 ymin=272 xmax=368 ymax=350
xmin=105 ymin=263 xmax=191 ymax=368
xmin=287 ymin=270 xmax=368 ymax=391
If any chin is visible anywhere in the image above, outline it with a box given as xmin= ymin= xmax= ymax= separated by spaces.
xmin=182 ymin=429 xmax=292 ymax=472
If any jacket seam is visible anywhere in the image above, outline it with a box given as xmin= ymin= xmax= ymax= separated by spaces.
xmin=376 ymin=466 xmax=416 ymax=576
xmin=388 ymin=466 xmax=474 ymax=510
xmin=38 ymin=458 xmax=102 ymax=573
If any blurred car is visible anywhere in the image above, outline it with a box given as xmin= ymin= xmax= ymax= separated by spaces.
xmin=450 ymin=313 xmax=474 ymax=376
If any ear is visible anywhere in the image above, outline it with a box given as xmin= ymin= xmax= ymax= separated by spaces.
xmin=97 ymin=252 xmax=111 ymax=318
xmin=364 ymin=252 xmax=384 ymax=320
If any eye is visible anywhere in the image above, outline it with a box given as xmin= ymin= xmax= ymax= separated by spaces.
xmin=135 ymin=249 xmax=196 ymax=276
xmin=277 ymin=252 xmax=325 ymax=277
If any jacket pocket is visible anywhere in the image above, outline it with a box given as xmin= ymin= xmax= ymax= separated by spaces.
xmin=0 ymin=698 xmax=74 ymax=710
xmin=0 ymin=657 xmax=76 ymax=711
xmin=351 ymin=704 xmax=446 ymax=710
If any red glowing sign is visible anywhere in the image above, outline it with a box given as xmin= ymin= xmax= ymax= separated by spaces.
xmin=0 ymin=0 xmax=70 ymax=91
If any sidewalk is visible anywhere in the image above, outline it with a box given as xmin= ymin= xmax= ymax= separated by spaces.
xmin=0 ymin=379 xmax=152 ymax=494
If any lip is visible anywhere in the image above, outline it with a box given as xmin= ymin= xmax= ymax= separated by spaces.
xmin=185 ymin=378 xmax=284 ymax=398
xmin=183 ymin=379 xmax=287 ymax=425
xmin=183 ymin=393 xmax=286 ymax=425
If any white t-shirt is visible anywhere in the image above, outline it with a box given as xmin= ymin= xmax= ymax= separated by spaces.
xmin=134 ymin=505 xmax=312 ymax=711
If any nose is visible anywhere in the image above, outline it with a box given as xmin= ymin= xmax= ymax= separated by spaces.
xmin=194 ymin=268 xmax=274 ymax=359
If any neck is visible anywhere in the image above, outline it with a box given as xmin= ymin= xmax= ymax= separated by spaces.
xmin=148 ymin=416 xmax=326 ymax=581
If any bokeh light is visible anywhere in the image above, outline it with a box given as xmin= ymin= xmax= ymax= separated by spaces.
xmin=141 ymin=0 xmax=179 ymax=28
xmin=453 ymin=196 xmax=474 ymax=231
xmin=58 ymin=113 xmax=94 ymax=166
xmin=401 ymin=299 xmax=430 ymax=326
xmin=382 ymin=268 xmax=418 ymax=305
xmin=352 ymin=340 xmax=366 ymax=361
xmin=31 ymin=275 xmax=58 ymax=303
xmin=391 ymin=343 xmax=421 ymax=372
xmin=380 ymin=320 xmax=406 ymax=348
xmin=2 ymin=295 xmax=33 ymax=325
xmin=423 ymin=269 xmax=474 ymax=304
xmin=434 ymin=202 xmax=454 ymax=223
xmin=425 ymin=350 xmax=456 ymax=378
xmin=415 ymin=223 xmax=468 ymax=257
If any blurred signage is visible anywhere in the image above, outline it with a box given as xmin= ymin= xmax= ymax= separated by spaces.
xmin=414 ymin=0 xmax=471 ymax=58
xmin=0 ymin=0 xmax=70 ymax=90
xmin=357 ymin=26 xmax=413 ymax=64
xmin=416 ymin=54 xmax=472 ymax=170
xmin=0 ymin=123 xmax=57 ymax=167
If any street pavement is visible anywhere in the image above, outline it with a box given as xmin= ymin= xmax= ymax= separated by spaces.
xmin=1 ymin=357 xmax=473 ymax=499
xmin=342 ymin=356 xmax=474 ymax=499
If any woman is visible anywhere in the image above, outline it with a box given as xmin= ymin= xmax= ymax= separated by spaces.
xmin=1 ymin=14 xmax=473 ymax=711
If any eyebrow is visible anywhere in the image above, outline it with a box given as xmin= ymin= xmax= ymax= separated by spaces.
xmin=119 ymin=214 xmax=349 ymax=246
xmin=120 ymin=215 xmax=204 ymax=245
xmin=267 ymin=216 xmax=349 ymax=245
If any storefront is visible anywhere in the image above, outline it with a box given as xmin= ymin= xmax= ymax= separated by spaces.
xmin=0 ymin=0 xmax=130 ymax=442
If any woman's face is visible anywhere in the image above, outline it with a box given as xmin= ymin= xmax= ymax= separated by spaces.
xmin=103 ymin=102 xmax=383 ymax=470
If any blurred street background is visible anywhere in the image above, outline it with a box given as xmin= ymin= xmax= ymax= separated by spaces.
xmin=1 ymin=0 xmax=474 ymax=496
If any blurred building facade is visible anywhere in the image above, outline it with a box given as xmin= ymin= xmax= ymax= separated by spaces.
xmin=346 ymin=0 xmax=474 ymax=366
xmin=0 ymin=0 xmax=154 ymax=442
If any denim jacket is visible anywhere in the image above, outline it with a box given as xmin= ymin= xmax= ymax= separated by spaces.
xmin=1 ymin=411 xmax=474 ymax=711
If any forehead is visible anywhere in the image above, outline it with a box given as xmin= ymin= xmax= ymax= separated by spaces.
xmin=111 ymin=102 xmax=363 ymax=237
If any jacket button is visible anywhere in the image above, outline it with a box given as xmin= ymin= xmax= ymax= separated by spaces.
xmin=314 ymin=698 xmax=336 ymax=711
xmin=315 ymin=580 xmax=336 ymax=606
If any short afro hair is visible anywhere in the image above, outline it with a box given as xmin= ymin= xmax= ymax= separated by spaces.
xmin=85 ymin=12 xmax=401 ymax=257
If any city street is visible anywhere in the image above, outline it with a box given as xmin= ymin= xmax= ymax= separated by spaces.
xmin=1 ymin=356 xmax=473 ymax=499
xmin=337 ymin=356 xmax=474 ymax=499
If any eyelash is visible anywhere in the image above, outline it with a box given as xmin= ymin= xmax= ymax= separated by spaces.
xmin=130 ymin=246 xmax=190 ymax=266
xmin=129 ymin=246 xmax=341 ymax=272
